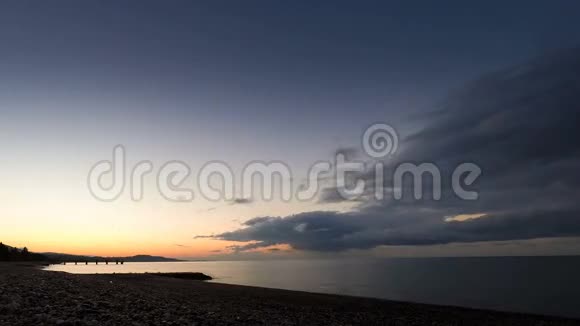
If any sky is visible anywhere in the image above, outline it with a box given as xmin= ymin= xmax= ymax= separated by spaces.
xmin=1 ymin=1 xmax=580 ymax=258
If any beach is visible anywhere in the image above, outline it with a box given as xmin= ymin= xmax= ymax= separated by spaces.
xmin=0 ymin=263 xmax=578 ymax=325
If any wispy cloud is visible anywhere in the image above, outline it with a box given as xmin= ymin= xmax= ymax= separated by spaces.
xmin=230 ymin=198 xmax=253 ymax=205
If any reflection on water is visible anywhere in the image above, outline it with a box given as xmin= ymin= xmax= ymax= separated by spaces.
xmin=45 ymin=256 xmax=580 ymax=318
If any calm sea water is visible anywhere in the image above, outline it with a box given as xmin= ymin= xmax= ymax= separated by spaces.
xmin=45 ymin=256 xmax=580 ymax=318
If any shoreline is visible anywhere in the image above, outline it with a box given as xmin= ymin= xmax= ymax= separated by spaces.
xmin=1 ymin=263 xmax=579 ymax=325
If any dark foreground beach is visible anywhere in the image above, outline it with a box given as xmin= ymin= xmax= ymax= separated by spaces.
xmin=0 ymin=263 xmax=578 ymax=326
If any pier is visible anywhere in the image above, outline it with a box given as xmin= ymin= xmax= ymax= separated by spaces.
xmin=62 ymin=260 xmax=124 ymax=265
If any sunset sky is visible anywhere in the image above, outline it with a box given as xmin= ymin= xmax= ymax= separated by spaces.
xmin=2 ymin=1 xmax=580 ymax=259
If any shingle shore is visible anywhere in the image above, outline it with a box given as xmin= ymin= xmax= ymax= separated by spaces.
xmin=0 ymin=263 xmax=578 ymax=326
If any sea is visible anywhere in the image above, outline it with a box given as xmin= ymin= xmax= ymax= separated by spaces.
xmin=44 ymin=256 xmax=580 ymax=319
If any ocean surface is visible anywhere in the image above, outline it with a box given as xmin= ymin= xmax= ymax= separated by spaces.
xmin=45 ymin=256 xmax=580 ymax=318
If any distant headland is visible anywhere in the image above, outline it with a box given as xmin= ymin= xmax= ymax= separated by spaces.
xmin=0 ymin=242 xmax=181 ymax=263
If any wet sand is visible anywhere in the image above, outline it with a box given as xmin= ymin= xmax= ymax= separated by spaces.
xmin=0 ymin=263 xmax=578 ymax=325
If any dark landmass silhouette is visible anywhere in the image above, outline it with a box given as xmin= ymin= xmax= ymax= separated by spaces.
xmin=40 ymin=252 xmax=182 ymax=263
xmin=0 ymin=242 xmax=181 ymax=263
xmin=0 ymin=242 xmax=48 ymax=261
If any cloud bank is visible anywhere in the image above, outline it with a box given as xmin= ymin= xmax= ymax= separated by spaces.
xmin=203 ymin=48 xmax=580 ymax=252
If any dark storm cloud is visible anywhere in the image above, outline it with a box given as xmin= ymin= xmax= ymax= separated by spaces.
xmin=316 ymin=48 xmax=580 ymax=206
xmin=209 ymin=208 xmax=580 ymax=252
xmin=405 ymin=49 xmax=580 ymax=168
xmin=201 ymin=48 xmax=580 ymax=252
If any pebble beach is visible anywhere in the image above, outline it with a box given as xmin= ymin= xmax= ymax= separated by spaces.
xmin=0 ymin=263 xmax=578 ymax=326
